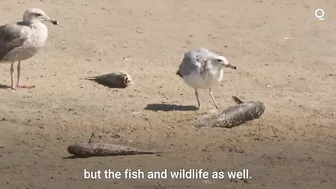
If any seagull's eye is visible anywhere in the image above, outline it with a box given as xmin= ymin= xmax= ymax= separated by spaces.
xmin=216 ymin=59 xmax=222 ymax=62
xmin=34 ymin=13 xmax=42 ymax=16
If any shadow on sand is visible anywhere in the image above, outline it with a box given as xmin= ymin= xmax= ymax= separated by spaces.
xmin=0 ymin=84 xmax=9 ymax=89
xmin=144 ymin=103 xmax=198 ymax=112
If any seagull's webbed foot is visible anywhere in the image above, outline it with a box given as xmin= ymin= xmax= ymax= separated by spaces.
xmin=16 ymin=84 xmax=35 ymax=89
xmin=10 ymin=84 xmax=35 ymax=90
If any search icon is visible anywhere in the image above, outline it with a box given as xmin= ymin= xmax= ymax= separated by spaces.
xmin=315 ymin=9 xmax=325 ymax=20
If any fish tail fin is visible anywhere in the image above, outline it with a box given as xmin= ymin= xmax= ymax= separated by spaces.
xmin=176 ymin=70 xmax=182 ymax=78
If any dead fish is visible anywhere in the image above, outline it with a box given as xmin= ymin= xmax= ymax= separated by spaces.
xmin=196 ymin=96 xmax=265 ymax=128
xmin=67 ymin=142 xmax=157 ymax=158
xmin=84 ymin=71 xmax=132 ymax=88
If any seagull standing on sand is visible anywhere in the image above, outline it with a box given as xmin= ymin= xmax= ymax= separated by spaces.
xmin=176 ymin=48 xmax=237 ymax=110
xmin=0 ymin=8 xmax=58 ymax=89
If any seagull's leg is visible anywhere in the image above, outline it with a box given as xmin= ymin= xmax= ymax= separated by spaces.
xmin=10 ymin=62 xmax=15 ymax=90
xmin=195 ymin=89 xmax=201 ymax=109
xmin=16 ymin=61 xmax=35 ymax=89
xmin=16 ymin=61 xmax=21 ymax=87
xmin=209 ymin=89 xmax=220 ymax=110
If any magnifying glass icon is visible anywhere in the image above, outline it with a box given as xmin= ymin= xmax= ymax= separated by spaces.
xmin=315 ymin=9 xmax=325 ymax=20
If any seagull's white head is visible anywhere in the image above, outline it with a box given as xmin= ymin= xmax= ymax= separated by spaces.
xmin=23 ymin=8 xmax=58 ymax=25
xmin=207 ymin=56 xmax=237 ymax=70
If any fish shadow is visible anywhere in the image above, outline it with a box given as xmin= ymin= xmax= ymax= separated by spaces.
xmin=145 ymin=103 xmax=198 ymax=112
xmin=62 ymin=155 xmax=80 ymax=159
xmin=81 ymin=78 xmax=127 ymax=89
xmin=0 ymin=84 xmax=9 ymax=89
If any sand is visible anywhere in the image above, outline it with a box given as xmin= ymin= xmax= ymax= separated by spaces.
xmin=0 ymin=0 xmax=335 ymax=189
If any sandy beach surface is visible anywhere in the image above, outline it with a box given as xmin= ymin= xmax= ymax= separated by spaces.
xmin=0 ymin=0 xmax=335 ymax=188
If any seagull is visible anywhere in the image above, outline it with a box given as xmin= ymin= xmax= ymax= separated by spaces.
xmin=0 ymin=8 xmax=58 ymax=89
xmin=176 ymin=48 xmax=237 ymax=110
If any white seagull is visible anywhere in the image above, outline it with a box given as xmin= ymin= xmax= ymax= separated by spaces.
xmin=176 ymin=48 xmax=237 ymax=110
xmin=0 ymin=8 xmax=58 ymax=89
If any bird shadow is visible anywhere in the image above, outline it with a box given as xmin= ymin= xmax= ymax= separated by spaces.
xmin=0 ymin=84 xmax=9 ymax=89
xmin=144 ymin=103 xmax=198 ymax=112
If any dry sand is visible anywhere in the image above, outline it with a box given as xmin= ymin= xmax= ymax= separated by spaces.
xmin=0 ymin=0 xmax=335 ymax=188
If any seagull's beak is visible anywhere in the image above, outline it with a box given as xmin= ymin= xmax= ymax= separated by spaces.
xmin=50 ymin=19 xmax=58 ymax=25
xmin=217 ymin=55 xmax=237 ymax=70
xmin=224 ymin=61 xmax=237 ymax=70
xmin=46 ymin=16 xmax=58 ymax=25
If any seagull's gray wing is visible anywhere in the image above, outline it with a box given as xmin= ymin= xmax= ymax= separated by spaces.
xmin=177 ymin=50 xmax=201 ymax=77
xmin=177 ymin=48 xmax=217 ymax=77
xmin=0 ymin=22 xmax=28 ymax=61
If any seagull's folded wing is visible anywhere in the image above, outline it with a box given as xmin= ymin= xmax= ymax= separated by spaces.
xmin=0 ymin=23 xmax=28 ymax=60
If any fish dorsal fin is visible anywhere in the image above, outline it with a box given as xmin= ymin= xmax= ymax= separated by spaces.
xmin=232 ymin=96 xmax=243 ymax=104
